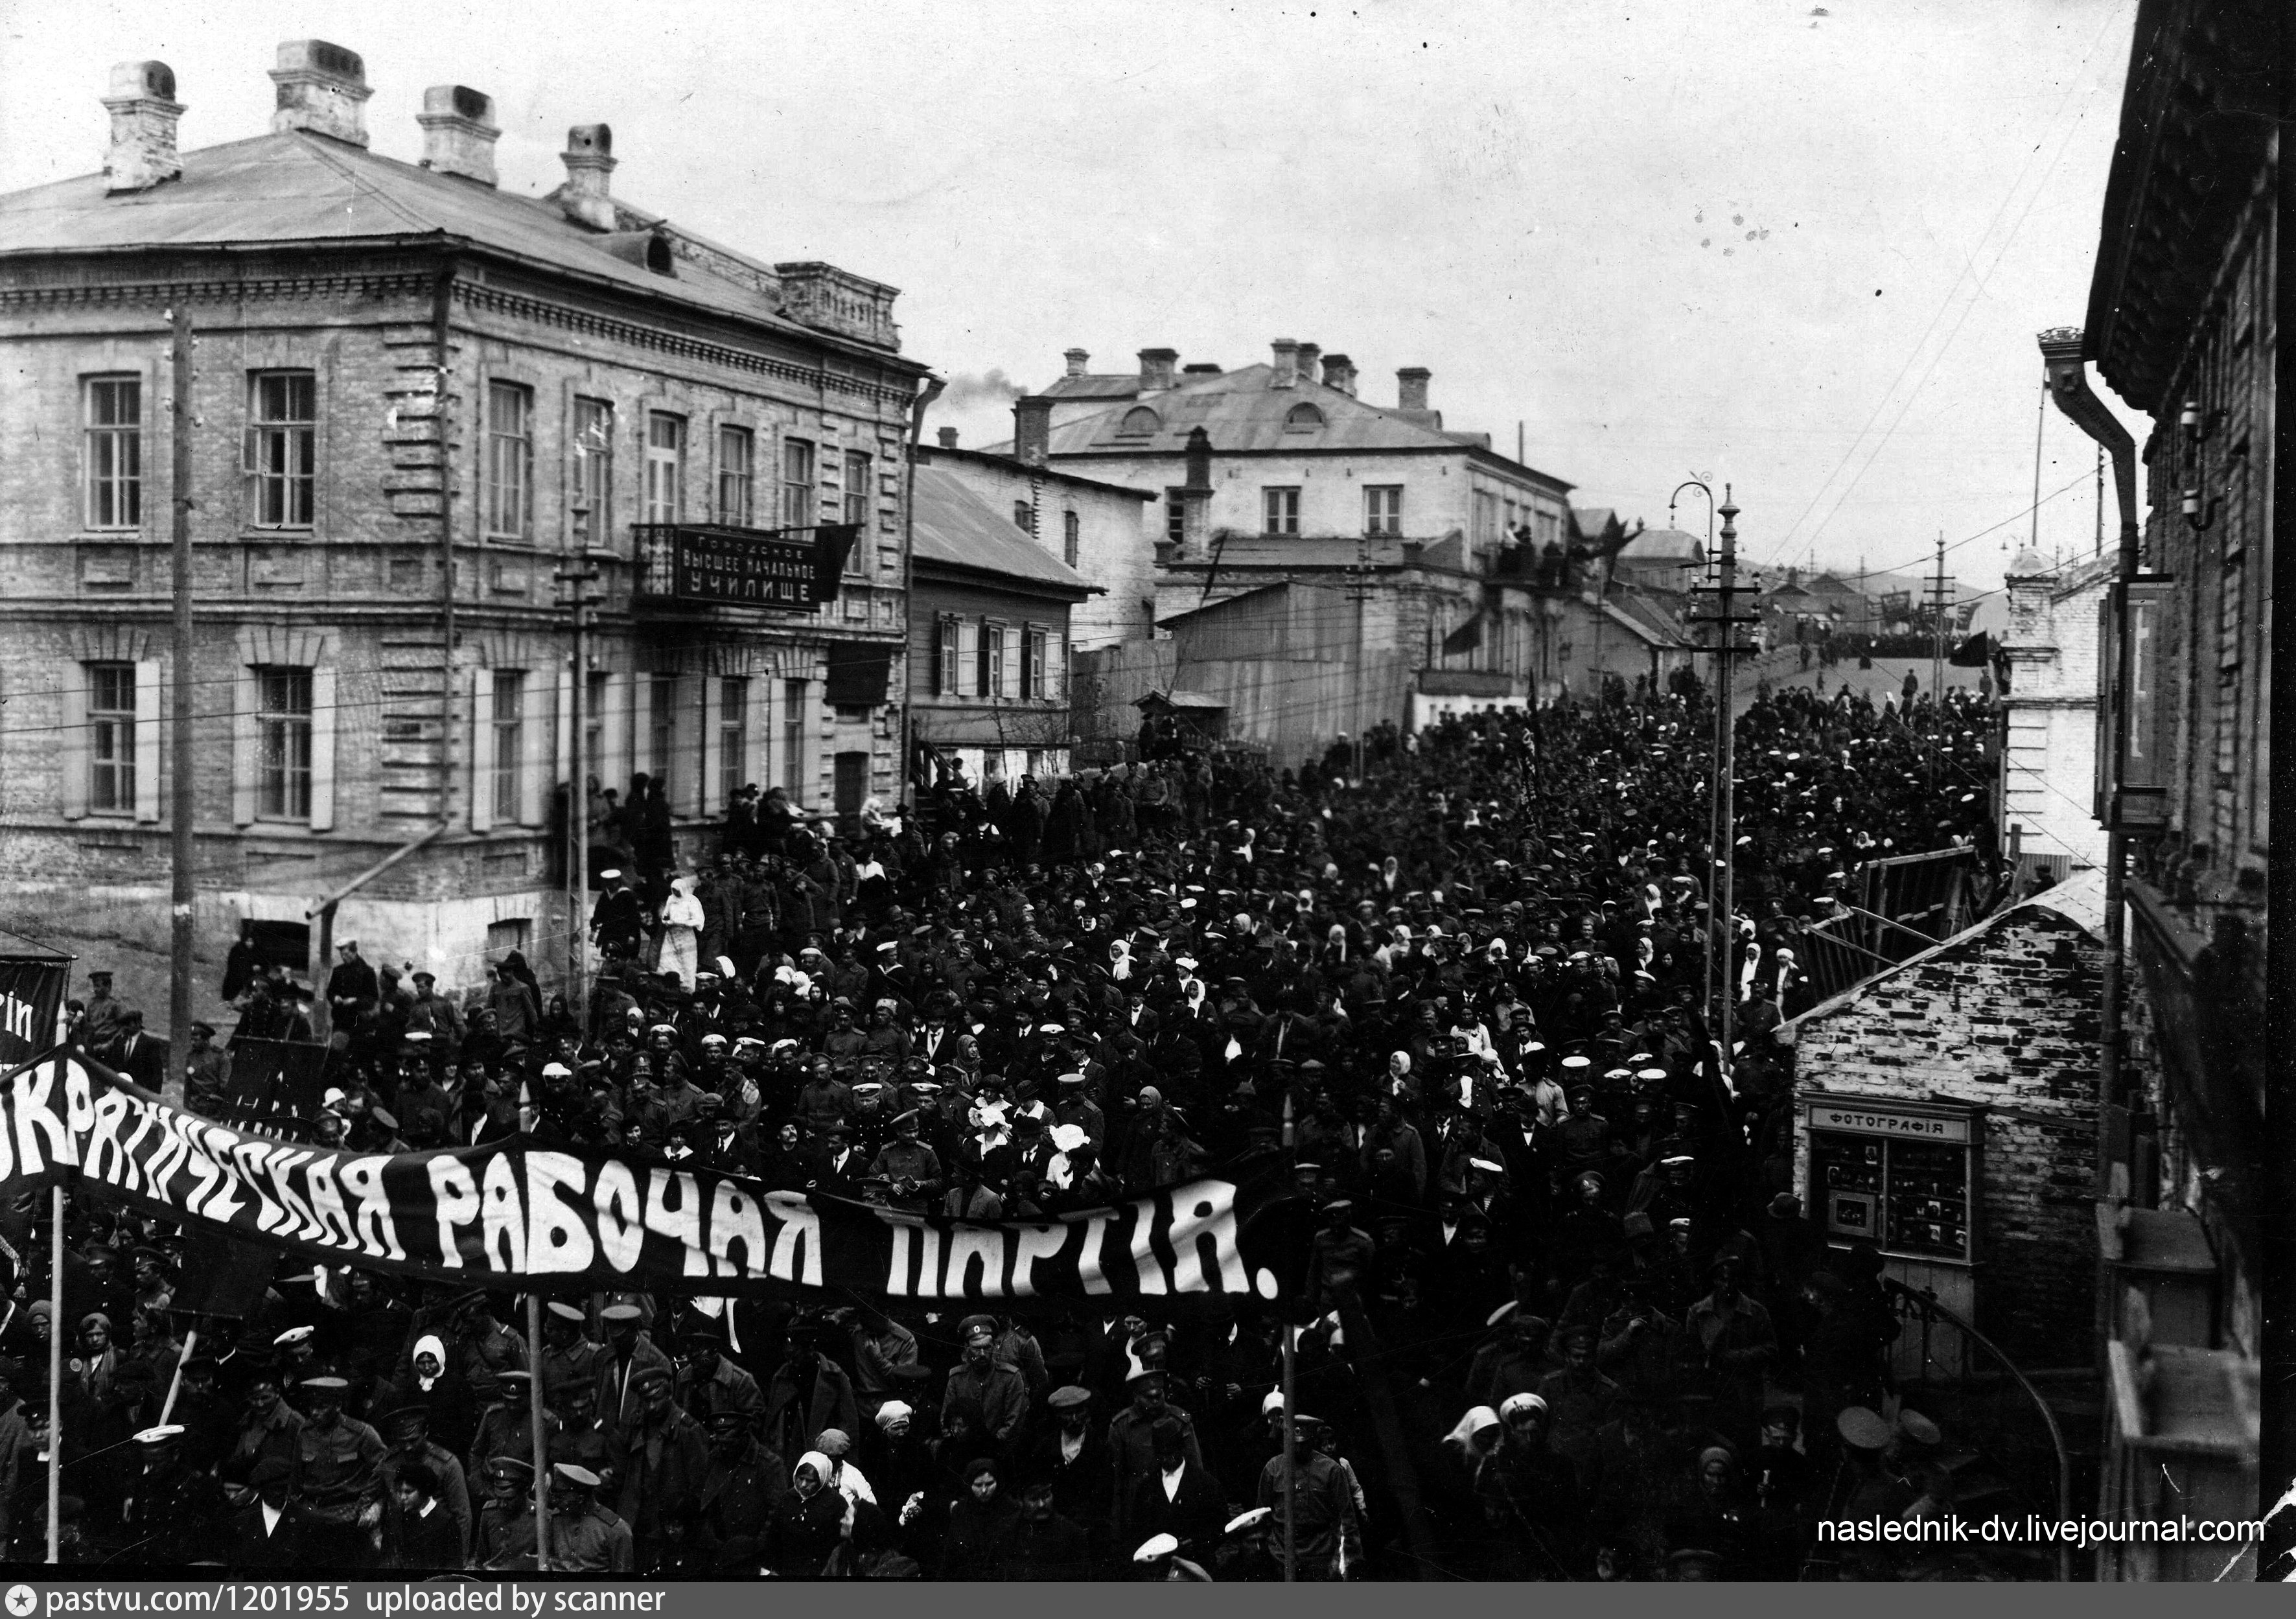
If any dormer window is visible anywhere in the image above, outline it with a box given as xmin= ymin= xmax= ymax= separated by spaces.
xmin=1284 ymin=402 xmax=1326 ymax=431
xmin=1115 ymin=406 xmax=1162 ymax=438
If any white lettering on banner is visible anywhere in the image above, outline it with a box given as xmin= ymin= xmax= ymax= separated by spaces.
xmin=593 ymin=1160 xmax=643 ymax=1271
xmin=480 ymin=1154 xmax=527 ymax=1271
xmin=1809 ymin=1104 xmax=1970 ymax=1143
xmin=708 ymin=1181 xmax=767 ymax=1279
xmin=1010 ymin=1223 xmax=1069 ymax=1297
xmin=428 ymin=1156 xmax=480 ymax=1266
xmin=0 ymin=995 xmax=34 ymax=1048
xmin=763 ymin=1191 xmax=822 ymax=1287
xmin=945 ymin=1224 xmax=1006 ymax=1297
xmin=526 ymin=1152 xmax=596 ymax=1274
xmin=231 ymin=1137 xmax=286 ymax=1233
xmin=1129 ymin=1198 xmax=1168 ymax=1294
xmin=1074 ymin=1209 xmax=1115 ymax=1294
xmin=197 ymin=1124 xmax=253 ymax=1228
xmin=338 ymin=1154 xmax=403 ymax=1260
xmin=645 ymin=1169 xmax=709 ymax=1277
xmin=1168 ymin=1182 xmax=1248 ymax=1294
xmin=877 ymin=1209 xmax=922 ymax=1295
xmin=12 ymin=1064 xmax=70 ymax=1176
xmin=82 ymin=1091 xmax=133 ymax=1188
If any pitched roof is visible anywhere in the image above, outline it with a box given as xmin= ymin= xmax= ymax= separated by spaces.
xmin=910 ymin=466 xmax=1095 ymax=595
xmin=1026 ymin=365 xmax=1571 ymax=487
xmin=0 ymin=130 xmax=899 ymax=360
xmin=919 ymin=445 xmax=1156 ymax=500
xmin=1602 ymin=588 xmax=1687 ymax=647
xmin=1039 ymin=373 xmax=1146 ymax=400
xmin=1571 ymin=507 xmax=1619 ymax=539
xmin=1616 ymin=526 xmax=1705 ymax=564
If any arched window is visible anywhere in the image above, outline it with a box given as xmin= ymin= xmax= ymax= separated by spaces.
xmin=1284 ymin=402 xmax=1326 ymax=430
xmin=1117 ymin=406 xmax=1162 ymax=437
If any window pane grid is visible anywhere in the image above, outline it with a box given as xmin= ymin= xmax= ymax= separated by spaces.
xmin=1262 ymin=487 xmax=1300 ymax=535
xmin=492 ymin=671 xmax=525 ymax=826
xmin=842 ymin=450 xmax=871 ymax=528
xmin=717 ymin=426 xmax=754 ymax=526
xmin=251 ymin=372 xmax=317 ymax=528
xmin=256 ymin=666 xmax=314 ymax=821
xmin=87 ymin=662 xmax=136 ymax=813
xmin=645 ymin=413 xmax=686 ymax=524
xmin=781 ymin=439 xmax=816 ymax=529
xmin=485 ymin=382 xmax=534 ymax=539
xmin=85 ymin=379 xmax=143 ymax=530
xmin=719 ymin=676 xmax=748 ymax=806
xmin=574 ymin=398 xmax=614 ymax=546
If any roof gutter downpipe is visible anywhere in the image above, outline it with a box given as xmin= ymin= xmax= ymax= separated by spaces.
xmin=2037 ymin=327 xmax=2135 ymax=1202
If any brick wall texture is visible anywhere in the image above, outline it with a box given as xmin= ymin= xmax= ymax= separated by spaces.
xmin=1792 ymin=905 xmax=2103 ymax=1366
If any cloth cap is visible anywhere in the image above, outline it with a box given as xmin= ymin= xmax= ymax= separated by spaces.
xmin=1047 ymin=1386 xmax=1092 ymax=1410
xmin=552 ymin=1463 xmax=601 ymax=1489
xmin=1897 ymin=1410 xmax=1942 ymax=1446
xmin=272 ymin=1325 xmax=313 ymax=1345
xmin=1225 ymin=1507 xmax=1273 ymax=1535
xmin=874 ymin=1401 xmax=913 ymax=1428
xmin=133 ymin=1424 xmax=185 ymax=1445
xmin=1837 ymin=1406 xmax=1894 ymax=1450
xmin=1133 ymin=1533 xmax=1179 ymax=1562
xmin=1500 ymin=1392 xmax=1548 ymax=1420
xmin=601 ymin=1303 xmax=644 ymax=1323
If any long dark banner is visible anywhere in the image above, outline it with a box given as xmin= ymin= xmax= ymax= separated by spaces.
xmin=0 ymin=1053 xmax=1308 ymax=1307
xmin=0 ymin=960 xmax=67 ymax=1069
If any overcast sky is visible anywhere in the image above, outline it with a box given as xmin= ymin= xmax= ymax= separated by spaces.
xmin=0 ymin=0 xmax=2148 ymax=592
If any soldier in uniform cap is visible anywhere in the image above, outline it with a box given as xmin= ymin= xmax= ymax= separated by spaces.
xmin=866 ymin=1109 xmax=943 ymax=1211
xmin=292 ymin=1374 xmax=385 ymax=1567
xmin=942 ymin=1314 xmax=1030 ymax=1442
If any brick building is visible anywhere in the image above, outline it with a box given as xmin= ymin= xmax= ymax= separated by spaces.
xmin=1783 ymin=873 xmax=2108 ymax=1365
xmin=0 ymin=43 xmax=929 ymax=1003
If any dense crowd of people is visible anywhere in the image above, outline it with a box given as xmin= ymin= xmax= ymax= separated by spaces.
xmin=25 ymin=681 xmax=2028 ymax=1579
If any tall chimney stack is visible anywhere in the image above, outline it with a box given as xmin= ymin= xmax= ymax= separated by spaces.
xmin=102 ymin=60 xmax=183 ymax=193
xmin=1397 ymin=367 xmax=1432 ymax=412
xmin=1270 ymin=339 xmax=1299 ymax=388
xmin=1013 ymin=397 xmax=1053 ymax=466
xmin=269 ymin=40 xmax=370 ymax=146
xmin=1138 ymin=348 xmax=1177 ymax=391
xmin=1296 ymin=343 xmax=1321 ymax=386
xmin=1321 ymin=353 xmax=1357 ymax=396
xmin=561 ymin=124 xmax=618 ymax=230
xmin=1063 ymin=348 xmax=1090 ymax=378
xmin=418 ymin=84 xmax=499 ymax=186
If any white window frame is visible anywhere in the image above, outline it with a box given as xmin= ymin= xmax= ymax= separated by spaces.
xmin=842 ymin=448 xmax=872 ymax=528
xmin=84 ymin=377 xmax=143 ymax=531
xmin=718 ymin=675 xmax=749 ymax=808
xmin=255 ymin=666 xmax=315 ymax=822
xmin=781 ymin=437 xmax=817 ymax=530
xmin=717 ymin=423 xmax=755 ymax=526
xmin=86 ymin=662 xmax=138 ymax=816
xmin=1365 ymin=484 xmax=1403 ymax=537
xmin=483 ymin=381 xmax=535 ymax=540
xmin=645 ymin=412 xmax=687 ymax=524
xmin=247 ymin=371 xmax=318 ymax=530
xmin=490 ymin=670 xmax=526 ymax=827
xmin=1263 ymin=486 xmax=1301 ymax=535
xmin=572 ymin=397 xmax=614 ymax=547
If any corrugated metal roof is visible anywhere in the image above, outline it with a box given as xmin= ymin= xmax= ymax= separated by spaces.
xmin=910 ymin=466 xmax=1095 ymax=594
xmin=0 ymin=131 xmax=868 ymax=349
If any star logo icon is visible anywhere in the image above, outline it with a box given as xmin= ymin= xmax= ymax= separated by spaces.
xmin=6 ymin=1585 xmax=36 ymax=1617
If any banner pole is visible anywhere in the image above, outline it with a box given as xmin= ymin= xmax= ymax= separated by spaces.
xmin=528 ymin=1290 xmax=549 ymax=1572
xmin=1281 ymin=1320 xmax=1296 ymax=1583
xmin=157 ymin=1324 xmax=196 ymax=1426
xmin=45 ymin=1182 xmax=62 ymax=1565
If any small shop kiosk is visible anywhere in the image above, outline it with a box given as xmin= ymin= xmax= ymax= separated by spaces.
xmin=1800 ymin=1089 xmax=1985 ymax=1326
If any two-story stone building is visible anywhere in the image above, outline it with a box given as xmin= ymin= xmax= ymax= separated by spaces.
xmin=0 ymin=42 xmax=930 ymax=1005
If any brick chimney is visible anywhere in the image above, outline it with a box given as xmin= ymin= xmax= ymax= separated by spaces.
xmin=102 ymin=60 xmax=183 ymax=193
xmin=1013 ymin=397 xmax=1053 ymax=466
xmin=1183 ymin=426 xmax=1213 ymax=491
xmin=1138 ymin=348 xmax=1177 ymax=391
xmin=1063 ymin=348 xmax=1090 ymax=378
xmin=560 ymin=124 xmax=618 ymax=231
xmin=1296 ymin=343 xmax=1321 ymax=385
xmin=1270 ymin=339 xmax=1299 ymax=388
xmin=269 ymin=40 xmax=371 ymax=147
xmin=936 ymin=427 xmax=959 ymax=448
xmin=1321 ymin=353 xmax=1357 ymax=396
xmin=417 ymin=84 xmax=498 ymax=186
xmin=1397 ymin=367 xmax=1431 ymax=412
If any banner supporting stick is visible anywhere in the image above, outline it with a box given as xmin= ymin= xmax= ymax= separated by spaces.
xmin=529 ymin=1290 xmax=549 ymax=1572
xmin=157 ymin=1325 xmax=197 ymax=1425
xmin=45 ymin=1182 xmax=62 ymax=1565
xmin=1281 ymin=1320 xmax=1296 ymax=1583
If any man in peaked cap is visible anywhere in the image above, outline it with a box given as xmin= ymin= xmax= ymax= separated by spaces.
xmin=944 ymin=1314 xmax=1030 ymax=1443
xmin=294 ymin=1373 xmax=386 ymax=1566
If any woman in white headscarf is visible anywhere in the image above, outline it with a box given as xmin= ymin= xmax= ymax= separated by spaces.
xmin=659 ymin=874 xmax=704 ymax=990
xmin=762 ymin=1450 xmax=852 ymax=1576
xmin=1109 ymin=937 xmax=1133 ymax=983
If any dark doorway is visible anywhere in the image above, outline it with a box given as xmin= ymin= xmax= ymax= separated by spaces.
xmin=833 ymin=751 xmax=869 ymax=838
